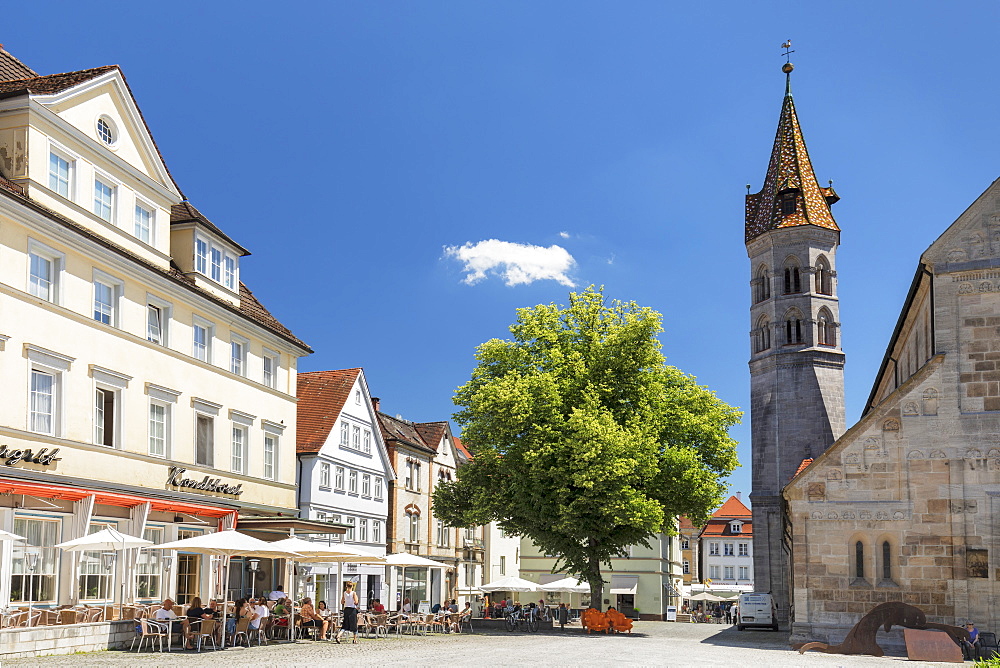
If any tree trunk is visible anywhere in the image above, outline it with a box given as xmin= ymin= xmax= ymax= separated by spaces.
xmin=586 ymin=539 xmax=603 ymax=611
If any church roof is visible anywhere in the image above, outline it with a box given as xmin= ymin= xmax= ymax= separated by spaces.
xmin=745 ymin=69 xmax=840 ymax=243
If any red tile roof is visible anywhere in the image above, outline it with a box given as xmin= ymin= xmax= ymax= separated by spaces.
xmin=376 ymin=412 xmax=438 ymax=456
xmin=700 ymin=520 xmax=753 ymax=537
xmin=0 ymin=65 xmax=118 ymax=98
xmin=0 ymin=48 xmax=37 ymax=81
xmin=712 ymin=495 xmax=752 ymax=519
xmin=453 ymin=436 xmax=472 ymax=460
xmin=792 ymin=458 xmax=814 ymax=480
xmin=296 ymin=369 xmax=362 ymax=454
xmin=171 ymin=202 xmax=250 ymax=256
xmin=679 ymin=516 xmax=697 ymax=529
xmin=415 ymin=422 xmax=447 ymax=451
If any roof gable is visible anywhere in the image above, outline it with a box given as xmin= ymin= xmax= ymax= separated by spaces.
xmin=923 ymin=177 xmax=1000 ymax=269
xmin=712 ymin=495 xmax=752 ymax=519
xmin=0 ymin=48 xmax=38 ymax=81
xmin=296 ymin=369 xmax=361 ymax=454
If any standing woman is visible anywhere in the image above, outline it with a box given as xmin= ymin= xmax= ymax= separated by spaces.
xmin=335 ymin=582 xmax=361 ymax=644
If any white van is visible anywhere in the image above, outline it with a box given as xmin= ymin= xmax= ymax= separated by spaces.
xmin=736 ymin=592 xmax=778 ymax=631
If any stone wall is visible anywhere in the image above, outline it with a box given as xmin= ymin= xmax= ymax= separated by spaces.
xmin=0 ymin=620 xmax=136 ymax=659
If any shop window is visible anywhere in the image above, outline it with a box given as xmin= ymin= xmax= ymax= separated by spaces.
xmin=11 ymin=516 xmax=60 ymax=603
xmin=79 ymin=522 xmax=116 ymax=601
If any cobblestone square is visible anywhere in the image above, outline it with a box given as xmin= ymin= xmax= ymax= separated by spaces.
xmin=5 ymin=622 xmax=968 ymax=667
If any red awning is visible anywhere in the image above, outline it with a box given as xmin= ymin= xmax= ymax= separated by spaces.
xmin=0 ymin=478 xmax=234 ymax=518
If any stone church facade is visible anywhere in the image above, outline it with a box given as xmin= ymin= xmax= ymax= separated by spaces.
xmin=783 ymin=175 xmax=1000 ymax=643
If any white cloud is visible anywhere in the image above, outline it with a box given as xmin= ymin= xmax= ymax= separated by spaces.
xmin=559 ymin=231 xmax=571 ymax=239
xmin=444 ymin=239 xmax=576 ymax=287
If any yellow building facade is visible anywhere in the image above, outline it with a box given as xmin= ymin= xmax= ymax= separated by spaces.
xmin=0 ymin=49 xmax=310 ymax=607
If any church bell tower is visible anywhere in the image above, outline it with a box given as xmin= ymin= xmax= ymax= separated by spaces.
xmin=746 ymin=57 xmax=846 ymax=627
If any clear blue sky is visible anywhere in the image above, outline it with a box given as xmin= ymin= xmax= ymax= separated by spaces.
xmin=15 ymin=1 xmax=1000 ymax=500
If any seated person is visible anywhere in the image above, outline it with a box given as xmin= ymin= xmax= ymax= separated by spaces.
xmin=299 ymin=597 xmax=329 ymax=640
xmin=269 ymin=586 xmax=287 ymax=601
xmin=371 ymin=598 xmax=386 ymax=614
xmin=153 ymin=598 xmax=186 ymax=642
xmin=183 ymin=596 xmax=208 ymax=649
xmin=962 ymin=622 xmax=981 ymax=659
xmin=226 ymin=598 xmax=257 ymax=638
xmin=317 ymin=600 xmax=331 ymax=618
xmin=252 ymin=597 xmax=270 ymax=632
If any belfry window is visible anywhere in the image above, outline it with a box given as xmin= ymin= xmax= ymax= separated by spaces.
xmin=785 ymin=315 xmax=802 ymax=345
xmin=815 ymin=256 xmax=832 ymax=295
xmin=784 ymin=265 xmax=801 ymax=294
xmin=754 ymin=316 xmax=771 ymax=353
xmin=754 ymin=266 xmax=771 ymax=303
xmin=818 ymin=309 xmax=836 ymax=347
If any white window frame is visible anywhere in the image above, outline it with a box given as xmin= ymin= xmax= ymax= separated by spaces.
xmin=407 ymin=513 xmax=418 ymax=543
xmin=146 ymin=295 xmax=172 ymax=346
xmin=709 ymin=565 xmax=720 ymax=580
xmin=709 ymin=542 xmax=719 ymax=556
xmin=361 ymin=473 xmax=371 ymax=497
xmin=92 ymin=269 xmax=123 ymax=327
xmin=231 ymin=423 xmax=248 ymax=474
xmin=724 ymin=566 xmax=735 ymax=580
xmin=195 ymin=233 xmax=240 ymax=291
xmin=374 ymin=476 xmax=383 ymax=499
xmin=683 ymin=560 xmax=690 ymax=574
xmin=48 ymin=148 xmax=74 ymax=199
xmin=372 ymin=520 xmax=381 ymax=544
xmin=93 ymin=385 xmax=119 ymax=448
xmin=230 ymin=333 xmax=249 ymax=376
xmin=27 ymin=239 xmax=65 ymax=305
xmin=134 ymin=199 xmax=155 ymax=245
xmin=363 ymin=430 xmax=371 ymax=454
xmin=26 ymin=345 xmax=73 ymax=437
xmin=346 ymin=516 xmax=355 ymax=541
xmin=738 ymin=566 xmax=749 ymax=580
xmin=348 ymin=469 xmax=358 ymax=494
xmin=340 ymin=421 xmax=350 ymax=446
xmin=92 ymin=171 xmax=117 ymax=224
xmin=739 ymin=542 xmax=749 ymax=557
xmin=359 ymin=518 xmax=368 ymax=542
xmin=262 ymin=349 xmax=278 ymax=389
xmin=194 ymin=412 xmax=215 ymax=468
xmin=355 ymin=390 xmax=361 ymax=405
xmin=29 ymin=368 xmax=58 ymax=436
xmin=335 ymin=466 xmax=345 ymax=491
xmin=724 ymin=543 xmax=735 ymax=557
xmin=319 ymin=462 xmax=331 ymax=488
xmin=263 ymin=433 xmax=277 ymax=481
xmin=192 ymin=316 xmax=214 ymax=363
xmin=148 ymin=401 xmax=169 ymax=458
xmin=352 ymin=425 xmax=361 ymax=449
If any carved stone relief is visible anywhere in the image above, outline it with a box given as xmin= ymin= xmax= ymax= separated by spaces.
xmin=883 ymin=419 xmax=900 ymax=432
xmin=929 ymin=450 xmax=947 ymax=459
xmin=922 ymin=388 xmax=938 ymax=416
xmin=959 ymin=282 xmax=973 ymax=294
xmin=903 ymin=402 xmax=919 ymax=416
xmin=907 ymin=450 xmax=925 ymax=459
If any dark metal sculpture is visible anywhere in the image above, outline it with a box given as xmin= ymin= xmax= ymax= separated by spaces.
xmin=793 ymin=602 xmax=969 ymax=657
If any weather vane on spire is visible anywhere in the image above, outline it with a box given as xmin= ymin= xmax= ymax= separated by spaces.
xmin=781 ymin=40 xmax=794 ymax=63
xmin=781 ymin=40 xmax=795 ymax=78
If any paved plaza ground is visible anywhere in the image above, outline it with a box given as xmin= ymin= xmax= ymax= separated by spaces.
xmin=6 ymin=621 xmax=972 ymax=667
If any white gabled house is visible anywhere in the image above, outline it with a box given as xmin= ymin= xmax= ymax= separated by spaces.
xmin=297 ymin=368 xmax=395 ymax=607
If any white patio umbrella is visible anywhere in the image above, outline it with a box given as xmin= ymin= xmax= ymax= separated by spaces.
xmin=480 ymin=575 xmax=539 ymax=592
xmin=688 ymin=591 xmax=727 ymax=602
xmin=383 ymin=553 xmax=450 ymax=614
xmin=0 ymin=529 xmax=26 ymax=542
xmin=155 ymin=529 xmax=301 ymax=648
xmin=56 ymin=527 xmax=153 ymax=618
xmin=539 ymin=577 xmax=589 ymax=593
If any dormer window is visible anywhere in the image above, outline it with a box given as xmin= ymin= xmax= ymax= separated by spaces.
xmin=730 ymin=521 xmax=743 ymax=533
xmin=194 ymin=234 xmax=239 ymax=291
xmin=780 ymin=190 xmax=797 ymax=216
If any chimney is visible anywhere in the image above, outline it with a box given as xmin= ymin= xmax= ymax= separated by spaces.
xmin=736 ymin=491 xmax=741 ymax=501
xmin=371 ymin=397 xmax=380 ymax=412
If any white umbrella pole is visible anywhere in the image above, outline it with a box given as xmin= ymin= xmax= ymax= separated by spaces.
xmin=221 ymin=556 xmax=230 ymax=650
xmin=336 ymin=561 xmax=343 ymax=614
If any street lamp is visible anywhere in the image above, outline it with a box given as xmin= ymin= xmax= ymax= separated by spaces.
xmin=25 ymin=550 xmax=39 ymax=627
xmin=247 ymin=558 xmax=261 ymax=600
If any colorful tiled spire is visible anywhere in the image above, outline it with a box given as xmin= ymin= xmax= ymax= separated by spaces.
xmin=745 ymin=64 xmax=839 ymax=243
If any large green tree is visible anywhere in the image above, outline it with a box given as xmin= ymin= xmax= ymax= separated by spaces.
xmin=433 ymin=287 xmax=740 ymax=607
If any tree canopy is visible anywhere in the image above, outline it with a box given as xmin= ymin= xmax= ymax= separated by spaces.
xmin=433 ymin=287 xmax=741 ymax=605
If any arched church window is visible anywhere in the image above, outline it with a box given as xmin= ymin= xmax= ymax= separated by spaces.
xmin=754 ymin=316 xmax=771 ymax=353
xmin=817 ymin=308 xmax=835 ymax=347
xmin=785 ymin=310 xmax=803 ymax=345
xmin=815 ymin=256 xmax=832 ymax=295
xmin=784 ymin=263 xmax=801 ymax=294
xmin=881 ymin=541 xmax=891 ymax=581
xmin=855 ymin=541 xmax=865 ymax=580
xmin=754 ymin=265 xmax=771 ymax=303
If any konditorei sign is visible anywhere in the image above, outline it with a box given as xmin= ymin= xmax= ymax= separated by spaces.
xmin=167 ymin=466 xmax=243 ymax=497
xmin=0 ymin=445 xmax=62 ymax=467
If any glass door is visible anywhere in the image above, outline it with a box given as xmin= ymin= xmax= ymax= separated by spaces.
xmin=176 ymin=553 xmax=200 ymax=604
